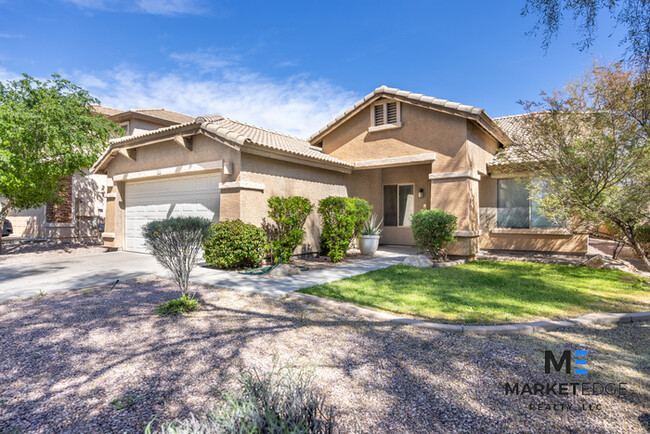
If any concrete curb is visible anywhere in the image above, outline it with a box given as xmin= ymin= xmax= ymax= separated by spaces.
xmin=289 ymin=293 xmax=650 ymax=335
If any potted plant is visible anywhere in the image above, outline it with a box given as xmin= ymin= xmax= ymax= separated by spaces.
xmin=359 ymin=214 xmax=382 ymax=256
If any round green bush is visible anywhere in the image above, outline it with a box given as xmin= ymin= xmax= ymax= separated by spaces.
xmin=203 ymin=220 xmax=266 ymax=269
xmin=410 ymin=209 xmax=457 ymax=261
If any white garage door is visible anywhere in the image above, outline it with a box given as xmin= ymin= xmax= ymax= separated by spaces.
xmin=125 ymin=173 xmax=220 ymax=253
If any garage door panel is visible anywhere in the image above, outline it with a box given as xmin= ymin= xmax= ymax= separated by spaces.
xmin=124 ymin=173 xmax=220 ymax=253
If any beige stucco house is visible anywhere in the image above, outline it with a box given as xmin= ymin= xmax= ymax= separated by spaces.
xmin=6 ymin=107 xmax=194 ymax=242
xmin=92 ymin=86 xmax=588 ymax=256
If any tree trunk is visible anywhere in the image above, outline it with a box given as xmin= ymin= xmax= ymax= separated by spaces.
xmin=629 ymin=238 xmax=650 ymax=273
xmin=623 ymin=227 xmax=650 ymax=273
xmin=0 ymin=202 xmax=10 ymax=256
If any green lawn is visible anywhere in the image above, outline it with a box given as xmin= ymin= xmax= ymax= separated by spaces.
xmin=299 ymin=261 xmax=650 ymax=324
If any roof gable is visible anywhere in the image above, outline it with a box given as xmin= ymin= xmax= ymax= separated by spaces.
xmin=308 ymin=85 xmax=511 ymax=146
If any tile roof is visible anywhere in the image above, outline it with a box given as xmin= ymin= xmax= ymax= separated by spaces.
xmin=129 ymin=108 xmax=195 ymax=124
xmin=99 ymin=116 xmax=352 ymax=171
xmin=309 ymin=85 xmax=509 ymax=144
xmin=200 ymin=117 xmax=352 ymax=167
xmin=490 ymin=113 xmax=541 ymax=167
xmin=493 ymin=114 xmax=535 ymax=145
xmin=92 ymin=105 xmax=123 ymax=117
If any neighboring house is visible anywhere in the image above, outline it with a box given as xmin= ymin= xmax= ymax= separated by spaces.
xmin=6 ymin=106 xmax=194 ymax=242
xmin=92 ymin=86 xmax=588 ymax=256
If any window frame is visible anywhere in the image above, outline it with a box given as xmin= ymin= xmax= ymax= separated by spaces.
xmin=496 ymin=178 xmax=560 ymax=229
xmin=383 ymin=183 xmax=415 ymax=227
xmin=370 ymin=101 xmax=402 ymax=129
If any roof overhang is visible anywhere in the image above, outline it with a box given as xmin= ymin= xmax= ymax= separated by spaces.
xmin=91 ymin=122 xmax=201 ymax=174
xmin=107 ymin=111 xmax=178 ymax=126
xmin=308 ymin=86 xmax=512 ymax=146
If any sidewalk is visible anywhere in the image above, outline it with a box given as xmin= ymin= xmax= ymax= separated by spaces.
xmin=187 ymin=247 xmax=413 ymax=297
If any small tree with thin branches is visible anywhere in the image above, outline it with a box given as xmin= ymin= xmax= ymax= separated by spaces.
xmin=498 ymin=61 xmax=650 ymax=271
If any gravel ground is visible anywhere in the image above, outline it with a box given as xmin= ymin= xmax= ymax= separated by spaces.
xmin=0 ymin=278 xmax=648 ymax=433
xmin=0 ymin=241 xmax=109 ymax=265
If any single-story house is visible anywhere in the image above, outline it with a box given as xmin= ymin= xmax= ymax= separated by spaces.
xmin=6 ymin=107 xmax=194 ymax=241
xmin=92 ymin=86 xmax=588 ymax=256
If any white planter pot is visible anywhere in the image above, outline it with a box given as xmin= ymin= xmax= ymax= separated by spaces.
xmin=359 ymin=235 xmax=380 ymax=256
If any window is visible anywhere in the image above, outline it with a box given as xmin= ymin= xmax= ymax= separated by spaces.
xmin=371 ymin=101 xmax=401 ymax=127
xmin=497 ymin=179 xmax=560 ymax=229
xmin=119 ymin=122 xmax=129 ymax=135
xmin=384 ymin=184 xmax=414 ymax=227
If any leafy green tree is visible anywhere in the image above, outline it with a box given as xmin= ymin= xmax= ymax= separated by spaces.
xmin=499 ymin=61 xmax=650 ymax=271
xmin=0 ymin=74 xmax=121 ymax=252
xmin=523 ymin=0 xmax=650 ymax=65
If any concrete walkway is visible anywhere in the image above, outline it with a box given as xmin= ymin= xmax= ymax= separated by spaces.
xmin=190 ymin=249 xmax=410 ymax=297
xmin=0 ymin=248 xmax=412 ymax=302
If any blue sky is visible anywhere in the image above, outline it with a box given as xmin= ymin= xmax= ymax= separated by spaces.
xmin=0 ymin=0 xmax=627 ymax=137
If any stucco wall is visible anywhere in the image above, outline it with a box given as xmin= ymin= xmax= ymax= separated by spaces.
xmin=5 ymin=207 xmax=46 ymax=238
xmin=239 ymin=152 xmax=348 ymax=253
xmin=321 ymin=101 xmax=469 ymax=172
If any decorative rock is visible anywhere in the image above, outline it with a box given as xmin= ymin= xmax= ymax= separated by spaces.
xmin=582 ymin=254 xmax=638 ymax=274
xmin=402 ymin=254 xmax=434 ymax=268
xmin=267 ymin=264 xmax=301 ymax=277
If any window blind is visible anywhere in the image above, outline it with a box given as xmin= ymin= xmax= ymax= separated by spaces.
xmin=497 ymin=179 xmax=529 ymax=228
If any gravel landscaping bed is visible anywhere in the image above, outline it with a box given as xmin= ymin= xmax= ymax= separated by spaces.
xmin=0 ymin=278 xmax=648 ymax=433
xmin=0 ymin=241 xmax=109 ymax=265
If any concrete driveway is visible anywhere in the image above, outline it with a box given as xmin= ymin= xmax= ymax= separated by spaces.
xmin=0 ymin=252 xmax=165 ymax=302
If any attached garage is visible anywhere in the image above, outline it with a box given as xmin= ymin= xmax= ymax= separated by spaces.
xmin=124 ymin=173 xmax=220 ymax=253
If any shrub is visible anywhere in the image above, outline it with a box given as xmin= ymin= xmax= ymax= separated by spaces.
xmin=142 ymin=217 xmax=212 ymax=294
xmin=151 ymin=363 xmax=335 ymax=434
xmin=266 ymin=196 xmax=314 ymax=264
xmin=410 ymin=209 xmax=457 ymax=261
xmin=318 ymin=196 xmax=372 ymax=262
xmin=203 ymin=220 xmax=266 ymax=269
xmin=155 ymin=294 xmax=199 ymax=316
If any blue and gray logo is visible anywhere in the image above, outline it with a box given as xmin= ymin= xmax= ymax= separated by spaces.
xmin=545 ymin=350 xmax=588 ymax=374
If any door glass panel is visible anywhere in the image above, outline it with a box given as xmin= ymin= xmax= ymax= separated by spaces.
xmin=398 ymin=185 xmax=414 ymax=226
xmin=383 ymin=185 xmax=397 ymax=226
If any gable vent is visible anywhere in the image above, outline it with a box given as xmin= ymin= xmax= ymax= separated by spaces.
xmin=386 ymin=102 xmax=397 ymax=124
xmin=374 ymin=104 xmax=384 ymax=126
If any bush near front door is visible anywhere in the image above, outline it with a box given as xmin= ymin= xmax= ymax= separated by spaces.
xmin=318 ymin=197 xmax=372 ymax=262
xmin=410 ymin=209 xmax=457 ymax=261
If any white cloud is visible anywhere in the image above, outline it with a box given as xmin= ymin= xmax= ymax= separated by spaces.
xmin=169 ymin=49 xmax=240 ymax=73
xmin=70 ymin=61 xmax=358 ymax=139
xmin=0 ymin=67 xmax=21 ymax=82
xmin=63 ymin=0 xmax=202 ymax=15
xmin=0 ymin=33 xmax=24 ymax=39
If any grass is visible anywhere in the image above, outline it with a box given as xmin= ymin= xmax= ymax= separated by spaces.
xmin=110 ymin=393 xmax=143 ymax=410
xmin=155 ymin=293 xmax=199 ymax=316
xmin=299 ymin=261 xmax=650 ymax=324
